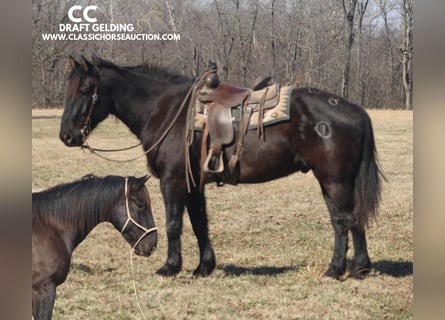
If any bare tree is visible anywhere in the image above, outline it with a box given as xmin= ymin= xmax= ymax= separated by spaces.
xmin=270 ymin=0 xmax=277 ymax=78
xmin=400 ymin=0 xmax=413 ymax=109
xmin=213 ymin=0 xmax=235 ymax=81
xmin=341 ymin=0 xmax=358 ymax=100
xmin=356 ymin=0 xmax=369 ymax=106
xmin=32 ymin=0 xmax=78 ymax=107
xmin=32 ymin=0 xmax=411 ymax=110
xmin=234 ymin=0 xmax=260 ymax=86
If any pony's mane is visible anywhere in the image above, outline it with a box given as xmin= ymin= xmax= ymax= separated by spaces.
xmin=32 ymin=175 xmax=125 ymax=231
xmin=93 ymin=56 xmax=192 ymax=84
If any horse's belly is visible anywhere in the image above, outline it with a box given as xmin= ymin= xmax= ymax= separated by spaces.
xmin=237 ymin=146 xmax=305 ymax=183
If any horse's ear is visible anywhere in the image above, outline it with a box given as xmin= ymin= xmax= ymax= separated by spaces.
xmin=92 ymin=55 xmax=102 ymax=66
xmin=68 ymin=55 xmax=80 ymax=72
xmin=134 ymin=175 xmax=150 ymax=189
xmin=80 ymin=55 xmax=99 ymax=76
xmin=80 ymin=55 xmax=90 ymax=72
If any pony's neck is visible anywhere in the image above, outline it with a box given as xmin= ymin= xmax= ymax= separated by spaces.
xmin=33 ymin=180 xmax=118 ymax=254
xmin=67 ymin=206 xmax=109 ymax=252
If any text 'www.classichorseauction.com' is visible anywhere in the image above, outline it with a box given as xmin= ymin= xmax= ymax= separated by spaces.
xmin=42 ymin=23 xmax=180 ymax=41
xmin=42 ymin=32 xmax=181 ymax=41
xmin=41 ymin=5 xmax=181 ymax=41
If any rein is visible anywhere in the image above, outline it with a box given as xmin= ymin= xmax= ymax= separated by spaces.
xmin=80 ymin=69 xmax=215 ymax=192
xmin=80 ymin=79 xmax=197 ymax=163
xmin=79 ymin=85 xmax=146 ymax=161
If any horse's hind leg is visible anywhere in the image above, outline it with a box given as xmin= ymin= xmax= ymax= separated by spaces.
xmin=349 ymin=226 xmax=371 ymax=278
xmin=320 ymin=181 xmax=355 ymax=279
xmin=186 ymin=188 xmax=216 ymax=276
xmin=320 ymin=180 xmax=371 ymax=279
xmin=32 ymin=282 xmax=56 ymax=320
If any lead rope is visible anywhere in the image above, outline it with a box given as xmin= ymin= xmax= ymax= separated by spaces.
xmin=121 ymin=177 xmax=157 ymax=319
xmin=129 ymin=250 xmax=147 ymax=318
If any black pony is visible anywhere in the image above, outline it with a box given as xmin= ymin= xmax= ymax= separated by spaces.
xmin=32 ymin=174 xmax=157 ymax=320
xmin=59 ymin=56 xmax=383 ymax=280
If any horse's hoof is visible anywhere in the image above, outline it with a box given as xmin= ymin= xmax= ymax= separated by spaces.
xmin=349 ymin=265 xmax=370 ymax=279
xmin=192 ymin=263 xmax=215 ymax=277
xmin=323 ymin=265 xmax=345 ymax=280
xmin=156 ymin=264 xmax=180 ymax=277
xmin=323 ymin=269 xmax=341 ymax=280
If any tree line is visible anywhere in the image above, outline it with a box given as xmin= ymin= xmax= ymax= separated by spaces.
xmin=32 ymin=0 xmax=413 ymax=109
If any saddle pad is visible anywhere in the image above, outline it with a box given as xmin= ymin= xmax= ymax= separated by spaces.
xmin=194 ymin=85 xmax=295 ymax=131
xmin=247 ymin=85 xmax=294 ymax=129
xmin=195 ymin=85 xmax=294 ymax=131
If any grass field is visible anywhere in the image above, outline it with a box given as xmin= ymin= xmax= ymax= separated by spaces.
xmin=32 ymin=109 xmax=413 ymax=319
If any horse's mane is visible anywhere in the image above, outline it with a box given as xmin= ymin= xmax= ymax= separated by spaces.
xmin=93 ymin=56 xmax=192 ymax=84
xmin=32 ymin=175 xmax=125 ymax=231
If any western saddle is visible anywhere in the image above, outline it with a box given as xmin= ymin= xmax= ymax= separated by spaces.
xmin=194 ymin=64 xmax=281 ymax=183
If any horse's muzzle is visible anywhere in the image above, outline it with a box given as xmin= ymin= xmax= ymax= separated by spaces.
xmin=59 ymin=130 xmax=84 ymax=147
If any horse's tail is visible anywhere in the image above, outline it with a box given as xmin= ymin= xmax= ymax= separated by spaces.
xmin=355 ymin=112 xmax=385 ymax=230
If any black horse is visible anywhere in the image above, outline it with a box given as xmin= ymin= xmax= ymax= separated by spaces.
xmin=60 ymin=56 xmax=383 ymax=280
xmin=32 ymin=174 xmax=157 ymax=320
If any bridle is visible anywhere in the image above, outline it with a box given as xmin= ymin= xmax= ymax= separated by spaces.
xmin=80 ymin=85 xmax=99 ymax=142
xmin=120 ymin=177 xmax=157 ymax=250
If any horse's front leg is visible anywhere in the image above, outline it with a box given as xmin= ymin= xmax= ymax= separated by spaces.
xmin=186 ymin=187 xmax=216 ymax=277
xmin=32 ymin=281 xmax=56 ymax=320
xmin=156 ymin=178 xmax=185 ymax=276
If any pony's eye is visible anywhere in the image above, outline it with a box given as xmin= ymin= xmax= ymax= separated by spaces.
xmin=133 ymin=199 xmax=145 ymax=209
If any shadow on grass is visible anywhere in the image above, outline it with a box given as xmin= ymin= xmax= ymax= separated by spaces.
xmin=371 ymin=260 xmax=413 ymax=277
xmin=219 ymin=264 xmax=298 ymax=276
xmin=219 ymin=260 xmax=413 ymax=278
xmin=71 ymin=263 xmax=94 ymax=274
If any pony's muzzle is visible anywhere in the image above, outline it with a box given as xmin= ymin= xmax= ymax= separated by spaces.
xmin=134 ymin=231 xmax=158 ymax=257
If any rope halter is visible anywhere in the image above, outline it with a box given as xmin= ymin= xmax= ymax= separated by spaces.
xmin=120 ymin=177 xmax=157 ymax=250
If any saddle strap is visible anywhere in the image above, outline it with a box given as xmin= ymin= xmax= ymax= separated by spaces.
xmin=199 ymin=121 xmax=210 ymax=191
xmin=228 ymin=96 xmax=254 ymax=172
xmin=257 ymin=87 xmax=269 ymax=140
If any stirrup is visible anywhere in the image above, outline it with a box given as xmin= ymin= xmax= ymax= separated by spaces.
xmin=203 ymin=149 xmax=224 ymax=173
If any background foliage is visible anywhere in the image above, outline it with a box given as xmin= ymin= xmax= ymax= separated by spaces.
xmin=32 ymin=0 xmax=413 ymax=109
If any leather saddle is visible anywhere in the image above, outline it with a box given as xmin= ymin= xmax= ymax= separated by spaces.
xmin=196 ymin=66 xmax=280 ymax=176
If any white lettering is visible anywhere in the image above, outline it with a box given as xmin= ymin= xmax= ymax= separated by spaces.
xmin=58 ymin=24 xmax=89 ymax=32
xmin=68 ymin=5 xmax=97 ymax=23
xmin=91 ymin=24 xmax=135 ymax=32
xmin=83 ymin=6 xmax=97 ymax=23
xmin=68 ymin=5 xmax=82 ymax=23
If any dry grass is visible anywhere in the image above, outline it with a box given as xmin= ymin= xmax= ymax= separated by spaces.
xmin=32 ymin=109 xmax=413 ymax=319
